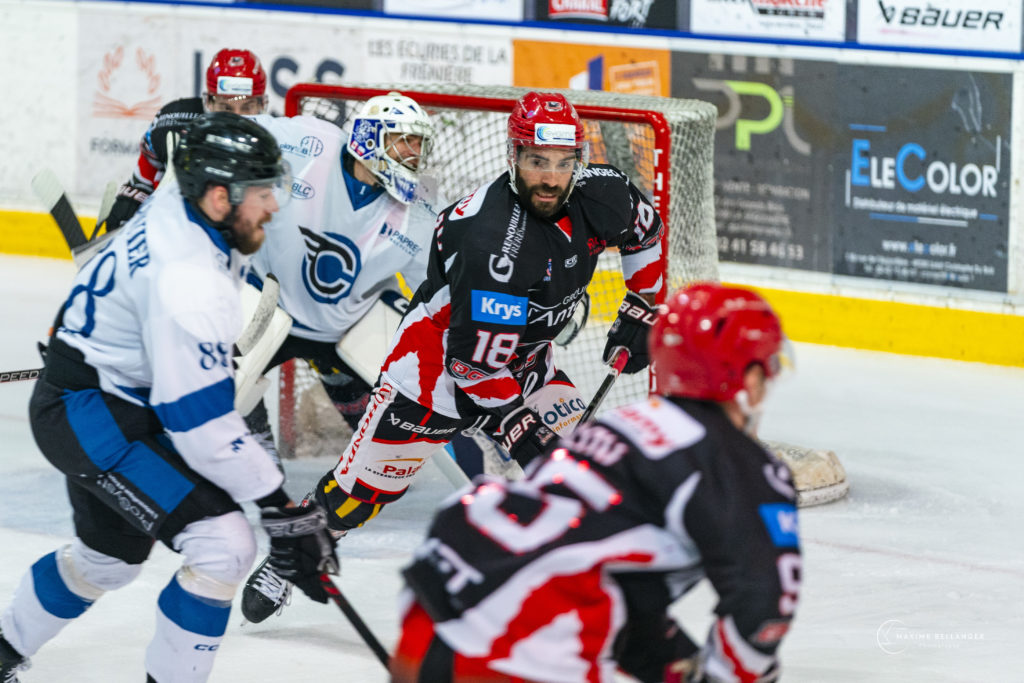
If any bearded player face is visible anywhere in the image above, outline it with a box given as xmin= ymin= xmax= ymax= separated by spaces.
xmin=514 ymin=146 xmax=577 ymax=219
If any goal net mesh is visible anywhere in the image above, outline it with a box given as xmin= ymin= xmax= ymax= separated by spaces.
xmin=277 ymin=83 xmax=718 ymax=460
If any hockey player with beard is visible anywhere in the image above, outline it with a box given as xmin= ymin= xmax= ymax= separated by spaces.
xmin=104 ymin=48 xmax=270 ymax=231
xmin=0 ymin=114 xmax=337 ymax=683
xmin=241 ymin=91 xmax=664 ymax=622
xmin=392 ymin=282 xmax=802 ymax=683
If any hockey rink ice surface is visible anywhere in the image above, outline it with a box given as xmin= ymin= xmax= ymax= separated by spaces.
xmin=0 ymin=254 xmax=1021 ymax=682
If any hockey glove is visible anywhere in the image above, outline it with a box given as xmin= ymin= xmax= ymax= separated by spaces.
xmin=260 ymin=504 xmax=339 ymax=604
xmin=603 ymin=291 xmax=658 ymax=374
xmin=104 ymin=192 xmax=145 ymax=232
xmin=491 ymin=405 xmax=558 ymax=468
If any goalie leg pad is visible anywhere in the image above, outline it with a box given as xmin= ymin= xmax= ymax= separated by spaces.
xmin=234 ymin=283 xmax=293 ymax=413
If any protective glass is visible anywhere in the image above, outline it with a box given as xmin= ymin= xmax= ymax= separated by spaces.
xmin=205 ymin=94 xmax=269 ymax=116
xmin=230 ymin=159 xmax=293 ymax=209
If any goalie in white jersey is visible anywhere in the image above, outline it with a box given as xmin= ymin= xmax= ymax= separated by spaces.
xmin=0 ymin=114 xmax=338 ymax=683
xmin=238 ymin=92 xmax=444 ymax=458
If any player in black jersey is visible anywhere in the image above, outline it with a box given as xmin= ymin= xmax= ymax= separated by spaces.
xmin=104 ymin=48 xmax=269 ymax=231
xmin=393 ymin=282 xmax=801 ymax=683
xmin=240 ymin=91 xmax=665 ymax=619
xmin=310 ymin=90 xmax=664 ymax=531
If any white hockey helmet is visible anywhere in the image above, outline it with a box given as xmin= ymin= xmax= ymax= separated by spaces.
xmin=347 ymin=92 xmax=435 ymax=204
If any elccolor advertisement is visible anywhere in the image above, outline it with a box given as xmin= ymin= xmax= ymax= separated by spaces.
xmin=832 ymin=67 xmax=1011 ymax=291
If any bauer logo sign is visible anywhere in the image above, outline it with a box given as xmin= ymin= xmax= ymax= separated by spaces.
xmin=535 ymin=0 xmax=679 ymax=29
xmin=856 ymin=0 xmax=1020 ymax=52
xmin=690 ymin=0 xmax=846 ymax=40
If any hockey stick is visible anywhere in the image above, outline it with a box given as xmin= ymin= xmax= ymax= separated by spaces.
xmin=87 ymin=180 xmax=119 ymax=242
xmin=236 ymin=274 xmax=281 ymax=356
xmin=0 ymin=368 xmax=41 ymax=384
xmin=31 ymin=169 xmax=87 ymax=250
xmin=577 ymin=347 xmax=630 ymax=425
xmin=2 ymin=277 xmax=281 ymax=388
xmin=318 ymin=573 xmax=391 ymax=669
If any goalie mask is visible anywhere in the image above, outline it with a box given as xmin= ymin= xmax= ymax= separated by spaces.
xmin=347 ymin=92 xmax=435 ymax=204
xmin=204 ymin=48 xmax=268 ymax=116
xmin=650 ymin=283 xmax=792 ymax=431
xmin=507 ymin=91 xmax=589 ymax=203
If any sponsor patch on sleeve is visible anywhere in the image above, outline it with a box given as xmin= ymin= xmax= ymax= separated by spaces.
xmin=471 ymin=290 xmax=527 ymax=325
xmin=758 ymin=503 xmax=800 ymax=547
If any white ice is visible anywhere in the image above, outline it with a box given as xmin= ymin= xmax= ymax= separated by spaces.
xmin=0 ymin=254 xmax=1021 ymax=682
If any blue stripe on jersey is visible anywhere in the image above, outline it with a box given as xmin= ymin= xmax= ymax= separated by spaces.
xmin=758 ymin=503 xmax=800 ymax=548
xmin=183 ymin=199 xmax=230 ymax=257
xmin=116 ymin=384 xmax=152 ymax=403
xmin=152 ymin=377 xmax=235 ymax=433
xmin=62 ymin=388 xmax=195 ymax=512
xmin=31 ymin=552 xmax=93 ymax=619
xmin=157 ymin=575 xmax=232 ymax=637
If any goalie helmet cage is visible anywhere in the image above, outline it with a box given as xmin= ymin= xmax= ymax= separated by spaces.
xmin=276 ymin=83 xmax=848 ymax=506
xmin=275 ymin=82 xmax=718 ymax=457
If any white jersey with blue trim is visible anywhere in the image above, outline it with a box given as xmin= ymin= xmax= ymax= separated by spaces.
xmin=54 ymin=181 xmax=284 ymax=503
xmin=249 ymin=114 xmax=443 ymax=342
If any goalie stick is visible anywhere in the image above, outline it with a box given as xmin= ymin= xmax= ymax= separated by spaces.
xmin=318 ymin=573 xmax=391 ymax=669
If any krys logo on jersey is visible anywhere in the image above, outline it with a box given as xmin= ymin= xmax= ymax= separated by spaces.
xmin=471 ymin=290 xmax=528 ymax=324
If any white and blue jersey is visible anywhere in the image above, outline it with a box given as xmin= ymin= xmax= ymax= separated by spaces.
xmin=54 ymin=181 xmax=283 ymax=504
xmin=249 ymin=114 xmax=442 ymax=343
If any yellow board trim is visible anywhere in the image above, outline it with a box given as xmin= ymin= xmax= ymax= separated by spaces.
xmin=3 ymin=209 xmax=1021 ymax=367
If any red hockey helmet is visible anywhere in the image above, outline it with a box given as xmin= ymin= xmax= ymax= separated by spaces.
xmin=650 ymin=283 xmax=787 ymax=402
xmin=506 ymin=91 xmax=589 ymax=195
xmin=204 ymin=49 xmax=268 ymax=115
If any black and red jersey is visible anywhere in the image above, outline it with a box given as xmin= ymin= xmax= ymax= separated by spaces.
xmin=381 ymin=164 xmax=663 ymax=423
xmin=402 ymin=396 xmax=802 ymax=682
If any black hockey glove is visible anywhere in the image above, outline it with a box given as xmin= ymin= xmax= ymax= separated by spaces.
xmin=260 ymin=504 xmax=339 ymax=604
xmin=491 ymin=405 xmax=558 ymax=468
xmin=104 ymin=192 xmax=144 ymax=232
xmin=603 ymin=291 xmax=658 ymax=374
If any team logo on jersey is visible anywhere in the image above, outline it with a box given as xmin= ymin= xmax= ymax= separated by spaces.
xmin=758 ymin=503 xmax=800 ymax=548
xmin=299 ymin=227 xmax=361 ymax=304
xmin=291 ymin=179 xmax=315 ymax=200
xmin=471 ymin=290 xmax=527 ymax=324
xmin=280 ymin=136 xmax=324 ymax=158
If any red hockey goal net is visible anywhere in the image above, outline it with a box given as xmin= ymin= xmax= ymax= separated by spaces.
xmin=276 ymin=83 xmax=718 ymax=456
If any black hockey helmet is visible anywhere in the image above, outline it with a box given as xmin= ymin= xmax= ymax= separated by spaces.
xmin=174 ymin=112 xmax=288 ymax=205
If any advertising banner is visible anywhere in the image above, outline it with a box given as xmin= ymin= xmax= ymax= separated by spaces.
xmin=672 ymin=53 xmax=838 ymax=272
xmin=857 ymin=0 xmax=1021 ymax=53
xmin=514 ymin=40 xmax=671 ymax=94
xmin=691 ymin=0 xmax=846 ymax=41
xmin=832 ymin=67 xmax=1011 ymax=291
xmin=75 ymin=8 xmax=511 ymax=199
xmin=385 ymin=0 xmax=523 ymax=21
xmin=533 ymin=0 xmax=680 ymax=29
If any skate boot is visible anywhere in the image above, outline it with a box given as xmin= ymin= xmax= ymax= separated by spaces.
xmin=241 ymin=555 xmax=292 ymax=623
xmin=0 ymin=629 xmax=29 ymax=683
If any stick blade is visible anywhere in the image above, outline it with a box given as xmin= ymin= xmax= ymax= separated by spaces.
xmin=31 ymin=169 xmax=86 ymax=249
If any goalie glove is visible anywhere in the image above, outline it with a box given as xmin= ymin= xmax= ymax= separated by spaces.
xmin=491 ymin=405 xmax=558 ymax=468
xmin=603 ymin=291 xmax=658 ymax=374
xmin=260 ymin=504 xmax=339 ymax=604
